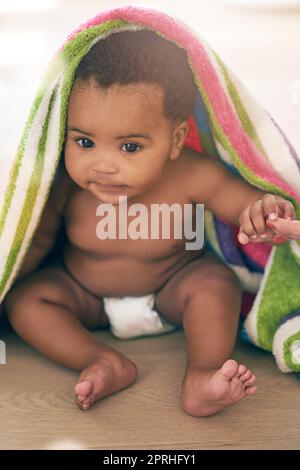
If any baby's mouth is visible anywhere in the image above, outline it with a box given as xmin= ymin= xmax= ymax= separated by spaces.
xmin=90 ymin=182 xmax=129 ymax=196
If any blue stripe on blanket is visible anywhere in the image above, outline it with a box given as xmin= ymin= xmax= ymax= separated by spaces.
xmin=214 ymin=217 xmax=245 ymax=266
xmin=214 ymin=217 xmax=264 ymax=272
xmin=278 ymin=310 xmax=300 ymax=326
xmin=268 ymin=112 xmax=300 ymax=169
xmin=194 ymin=94 xmax=212 ymax=135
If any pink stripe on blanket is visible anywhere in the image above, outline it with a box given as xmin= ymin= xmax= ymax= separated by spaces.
xmin=231 ymin=225 xmax=272 ymax=268
xmin=242 ymin=241 xmax=272 ymax=268
xmin=61 ymin=6 xmax=300 ymax=205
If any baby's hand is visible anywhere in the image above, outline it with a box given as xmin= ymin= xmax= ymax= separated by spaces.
xmin=238 ymin=193 xmax=295 ymax=245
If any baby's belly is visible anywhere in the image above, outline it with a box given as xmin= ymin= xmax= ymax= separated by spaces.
xmin=62 ymin=243 xmax=204 ymax=297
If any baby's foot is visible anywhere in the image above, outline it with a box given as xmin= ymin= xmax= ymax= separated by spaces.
xmin=74 ymin=352 xmax=138 ymax=410
xmin=181 ymin=359 xmax=256 ymax=417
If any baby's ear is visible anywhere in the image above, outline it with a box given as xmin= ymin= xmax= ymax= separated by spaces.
xmin=170 ymin=120 xmax=189 ymax=160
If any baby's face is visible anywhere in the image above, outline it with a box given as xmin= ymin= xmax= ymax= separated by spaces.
xmin=64 ymin=78 xmax=187 ymax=205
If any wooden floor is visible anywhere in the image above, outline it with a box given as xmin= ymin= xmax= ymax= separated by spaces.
xmin=1 ymin=316 xmax=300 ymax=450
xmin=1 ymin=0 xmax=300 ymax=451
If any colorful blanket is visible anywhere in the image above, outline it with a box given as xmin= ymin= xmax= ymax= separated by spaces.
xmin=1 ymin=4 xmax=300 ymax=373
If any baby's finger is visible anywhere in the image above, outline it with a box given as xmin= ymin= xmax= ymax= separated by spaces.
xmin=237 ymin=230 xmax=249 ymax=245
xmin=238 ymin=207 xmax=257 ymax=241
xmin=278 ymin=199 xmax=296 ymax=220
xmin=257 ymin=228 xmax=277 ymax=242
xmin=249 ymin=200 xmax=267 ymax=238
xmin=261 ymin=194 xmax=278 ymax=220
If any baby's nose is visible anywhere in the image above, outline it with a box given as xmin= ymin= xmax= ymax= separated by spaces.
xmin=91 ymin=156 xmax=119 ymax=175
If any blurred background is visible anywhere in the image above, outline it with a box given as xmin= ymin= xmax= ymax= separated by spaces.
xmin=1 ymin=0 xmax=300 ymax=159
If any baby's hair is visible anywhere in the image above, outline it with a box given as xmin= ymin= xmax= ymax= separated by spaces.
xmin=74 ymin=29 xmax=198 ymax=124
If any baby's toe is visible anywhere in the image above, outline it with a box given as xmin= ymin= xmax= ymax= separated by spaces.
xmin=245 ymin=385 xmax=257 ymax=395
xmin=220 ymin=359 xmax=239 ymax=380
xmin=82 ymin=401 xmax=91 ymax=410
xmin=77 ymin=395 xmax=86 ymax=403
xmin=75 ymin=380 xmax=93 ymax=397
xmin=74 ymin=380 xmax=94 ymax=410
xmin=245 ymin=374 xmax=256 ymax=387
xmin=75 ymin=395 xmax=84 ymax=409
xmin=240 ymin=369 xmax=252 ymax=382
xmin=237 ymin=364 xmax=247 ymax=377
xmin=230 ymin=376 xmax=246 ymax=398
xmin=75 ymin=394 xmax=93 ymax=410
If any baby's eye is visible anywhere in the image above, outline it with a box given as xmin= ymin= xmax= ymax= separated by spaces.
xmin=121 ymin=142 xmax=142 ymax=153
xmin=75 ymin=138 xmax=94 ymax=149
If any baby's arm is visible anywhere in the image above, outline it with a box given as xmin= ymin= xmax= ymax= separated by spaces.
xmin=189 ymin=154 xmax=267 ymax=223
xmin=15 ymin=165 xmax=72 ymax=282
xmin=188 ymin=153 xmax=295 ymax=243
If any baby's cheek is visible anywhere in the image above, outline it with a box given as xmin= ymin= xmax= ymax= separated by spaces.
xmin=64 ymin=158 xmax=86 ymax=185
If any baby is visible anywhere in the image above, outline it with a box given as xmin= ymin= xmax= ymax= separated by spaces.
xmin=3 ymin=30 xmax=296 ymax=417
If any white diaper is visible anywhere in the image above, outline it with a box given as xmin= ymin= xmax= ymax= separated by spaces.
xmin=103 ymin=294 xmax=177 ymax=339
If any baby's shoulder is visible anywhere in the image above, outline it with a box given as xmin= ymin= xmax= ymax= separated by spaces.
xmin=178 ymin=147 xmax=218 ymax=176
xmin=179 ymin=147 xmax=228 ymax=202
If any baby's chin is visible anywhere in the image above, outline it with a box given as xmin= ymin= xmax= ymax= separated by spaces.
xmin=92 ymin=193 xmax=125 ymax=206
xmin=89 ymin=189 xmax=132 ymax=206
xmin=87 ymin=182 xmax=149 ymax=206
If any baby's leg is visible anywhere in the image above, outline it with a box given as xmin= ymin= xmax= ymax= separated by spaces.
xmin=3 ymin=261 xmax=137 ymax=410
xmin=154 ymin=252 xmax=257 ymax=417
